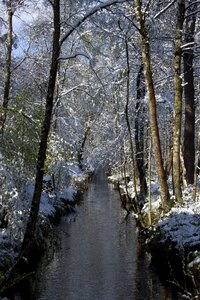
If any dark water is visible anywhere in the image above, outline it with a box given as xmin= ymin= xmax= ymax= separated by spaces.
xmin=27 ymin=173 xmax=180 ymax=300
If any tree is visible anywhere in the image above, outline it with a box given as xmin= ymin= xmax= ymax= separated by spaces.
xmin=172 ymin=0 xmax=185 ymax=202
xmin=20 ymin=0 xmax=133 ymax=256
xmin=183 ymin=0 xmax=197 ymax=185
xmin=124 ymin=33 xmax=140 ymax=211
xmin=134 ymin=0 xmax=170 ymax=208
xmin=20 ymin=0 xmax=61 ymax=255
xmin=0 ymin=0 xmax=13 ymax=133
xmin=135 ymin=64 xmax=147 ymax=199
xmin=0 ymin=0 xmax=25 ymax=133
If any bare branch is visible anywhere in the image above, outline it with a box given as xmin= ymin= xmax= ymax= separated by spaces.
xmin=0 ymin=106 xmax=37 ymax=125
xmin=46 ymin=0 xmax=54 ymax=7
xmin=123 ymin=14 xmax=142 ymax=35
xmin=184 ymin=9 xmax=200 ymax=19
xmin=185 ymin=1 xmax=200 ymax=11
xmin=11 ymin=56 xmax=27 ymax=72
xmin=58 ymin=52 xmax=90 ymax=61
xmin=12 ymin=43 xmax=31 ymax=72
xmin=144 ymin=0 xmax=152 ymax=16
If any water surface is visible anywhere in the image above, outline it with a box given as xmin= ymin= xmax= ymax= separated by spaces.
xmin=29 ymin=173 xmax=179 ymax=300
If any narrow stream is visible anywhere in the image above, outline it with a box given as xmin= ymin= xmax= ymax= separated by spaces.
xmin=26 ymin=173 xmax=180 ymax=300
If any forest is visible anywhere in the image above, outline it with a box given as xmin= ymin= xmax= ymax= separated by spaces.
xmin=0 ymin=0 xmax=200 ymax=299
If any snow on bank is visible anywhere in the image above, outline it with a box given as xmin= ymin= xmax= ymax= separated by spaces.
xmin=152 ymin=189 xmax=200 ymax=276
xmin=109 ymin=174 xmax=200 ymax=282
xmin=156 ymin=203 xmax=200 ymax=250
xmin=0 ymin=162 xmax=88 ymax=273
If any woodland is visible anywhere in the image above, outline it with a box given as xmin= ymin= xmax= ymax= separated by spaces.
xmin=0 ymin=0 xmax=200 ymax=298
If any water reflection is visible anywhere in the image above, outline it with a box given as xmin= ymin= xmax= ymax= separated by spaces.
xmin=26 ymin=173 xmax=179 ymax=300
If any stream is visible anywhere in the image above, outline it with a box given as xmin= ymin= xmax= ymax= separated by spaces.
xmin=20 ymin=173 xmax=180 ymax=299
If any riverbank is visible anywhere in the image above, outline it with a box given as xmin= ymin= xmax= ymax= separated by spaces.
xmin=3 ymin=172 xmax=181 ymax=300
xmin=0 ymin=163 xmax=89 ymax=295
xmin=108 ymin=175 xmax=200 ymax=299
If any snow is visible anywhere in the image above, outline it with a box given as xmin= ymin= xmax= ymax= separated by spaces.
xmin=142 ymin=197 xmax=162 ymax=214
xmin=142 ymin=183 xmax=200 ymax=280
xmin=155 ymin=186 xmax=200 ymax=250
xmin=39 ymin=193 xmax=56 ymax=217
xmin=0 ymin=162 xmax=88 ymax=273
xmin=157 ymin=210 xmax=200 ymax=249
xmin=109 ymin=173 xmax=200 ymax=281
xmin=188 ymin=255 xmax=200 ymax=268
xmin=59 ymin=186 xmax=77 ymax=201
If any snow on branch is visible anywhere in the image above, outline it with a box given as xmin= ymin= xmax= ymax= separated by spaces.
xmin=60 ymin=0 xmax=131 ymax=46
xmin=181 ymin=42 xmax=195 ymax=49
xmin=60 ymin=85 xmax=89 ymax=97
xmin=154 ymin=0 xmax=176 ymax=19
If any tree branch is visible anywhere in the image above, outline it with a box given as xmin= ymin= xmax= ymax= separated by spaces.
xmin=60 ymin=0 xmax=131 ymax=46
xmin=154 ymin=0 xmax=177 ymax=19
xmin=58 ymin=52 xmax=90 ymax=61
xmin=184 ymin=9 xmax=200 ymax=19
xmin=185 ymin=1 xmax=200 ymax=11
xmin=144 ymin=0 xmax=152 ymax=16
xmin=47 ymin=0 xmax=54 ymax=7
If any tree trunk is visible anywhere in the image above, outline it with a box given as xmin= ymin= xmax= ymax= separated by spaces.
xmin=183 ymin=1 xmax=196 ymax=185
xmin=20 ymin=0 xmax=60 ymax=257
xmin=148 ymin=134 xmax=152 ymax=226
xmin=135 ymin=0 xmax=170 ymax=208
xmin=124 ymin=37 xmax=140 ymax=212
xmin=193 ymin=131 xmax=200 ymax=201
xmin=172 ymin=0 xmax=185 ymax=202
xmin=77 ymin=125 xmax=90 ymax=170
xmin=135 ymin=64 xmax=147 ymax=199
xmin=0 ymin=4 xmax=13 ymax=133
